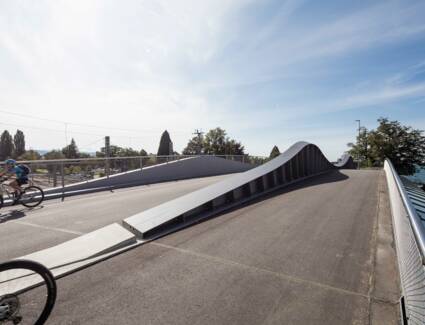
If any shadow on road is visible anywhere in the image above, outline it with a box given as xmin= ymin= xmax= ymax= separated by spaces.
xmin=0 ymin=206 xmax=44 ymax=223
xmin=153 ymin=169 xmax=351 ymax=241
xmin=0 ymin=209 xmax=26 ymax=223
xmin=288 ymin=169 xmax=350 ymax=190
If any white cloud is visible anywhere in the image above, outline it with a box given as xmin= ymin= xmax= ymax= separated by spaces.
xmin=0 ymin=0 xmax=424 ymax=158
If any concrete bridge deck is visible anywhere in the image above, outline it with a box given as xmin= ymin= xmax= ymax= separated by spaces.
xmin=0 ymin=174 xmax=230 ymax=260
xmin=15 ymin=169 xmax=400 ymax=324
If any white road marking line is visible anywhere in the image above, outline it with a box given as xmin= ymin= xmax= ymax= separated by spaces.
xmin=10 ymin=220 xmax=84 ymax=235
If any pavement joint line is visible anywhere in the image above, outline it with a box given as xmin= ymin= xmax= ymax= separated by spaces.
xmin=10 ymin=220 xmax=85 ymax=235
xmin=151 ymin=242 xmax=370 ymax=300
xmin=367 ymin=170 xmax=382 ymax=324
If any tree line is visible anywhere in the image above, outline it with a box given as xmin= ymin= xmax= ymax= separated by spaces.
xmin=0 ymin=127 xmax=253 ymax=162
xmin=347 ymin=118 xmax=425 ymax=175
xmin=0 ymin=130 xmax=26 ymax=160
xmin=182 ymin=127 xmax=245 ymax=155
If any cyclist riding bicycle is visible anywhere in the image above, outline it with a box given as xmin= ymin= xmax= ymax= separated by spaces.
xmin=0 ymin=159 xmax=29 ymax=198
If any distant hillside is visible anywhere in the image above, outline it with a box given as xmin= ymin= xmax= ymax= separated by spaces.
xmin=35 ymin=150 xmax=96 ymax=157
xmin=35 ymin=150 xmax=49 ymax=156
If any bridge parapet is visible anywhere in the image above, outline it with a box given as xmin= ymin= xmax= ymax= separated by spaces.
xmin=385 ymin=160 xmax=425 ymax=324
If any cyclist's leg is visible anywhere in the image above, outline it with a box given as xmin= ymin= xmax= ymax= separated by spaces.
xmin=16 ymin=177 xmax=27 ymax=192
xmin=9 ymin=179 xmax=22 ymax=196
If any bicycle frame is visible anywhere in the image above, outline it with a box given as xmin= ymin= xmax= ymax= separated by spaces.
xmin=0 ymin=182 xmax=14 ymax=200
xmin=0 ymin=179 xmax=34 ymax=200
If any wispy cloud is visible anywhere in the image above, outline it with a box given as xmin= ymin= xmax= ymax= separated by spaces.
xmin=202 ymin=1 xmax=425 ymax=89
xmin=0 ymin=0 xmax=424 ymax=157
xmin=339 ymin=82 xmax=425 ymax=109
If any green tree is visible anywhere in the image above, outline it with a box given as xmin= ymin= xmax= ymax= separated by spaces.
xmin=269 ymin=145 xmax=280 ymax=159
xmin=347 ymin=118 xmax=425 ymax=175
xmin=18 ymin=150 xmax=41 ymax=161
xmin=13 ymin=130 xmax=26 ymax=158
xmin=62 ymin=138 xmax=79 ymax=159
xmin=182 ymin=134 xmax=204 ymax=155
xmin=224 ymin=139 xmax=244 ymax=155
xmin=0 ymin=130 xmax=14 ymax=160
xmin=347 ymin=127 xmax=369 ymax=165
xmin=204 ymin=128 xmax=227 ymax=155
xmin=157 ymin=130 xmax=173 ymax=156
xmin=204 ymin=128 xmax=245 ymax=155
xmin=79 ymin=152 xmax=92 ymax=159
xmin=182 ymin=127 xmax=246 ymax=156
xmin=96 ymin=145 xmax=147 ymax=171
xmin=44 ymin=150 xmax=65 ymax=160
xmin=96 ymin=145 xmax=142 ymax=158
xmin=121 ymin=148 xmax=141 ymax=157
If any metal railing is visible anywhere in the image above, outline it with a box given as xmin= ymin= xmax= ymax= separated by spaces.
xmin=384 ymin=159 xmax=425 ymax=324
xmin=0 ymin=154 xmax=266 ymax=190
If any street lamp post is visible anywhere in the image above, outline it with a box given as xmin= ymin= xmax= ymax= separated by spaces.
xmin=355 ymin=120 xmax=361 ymax=169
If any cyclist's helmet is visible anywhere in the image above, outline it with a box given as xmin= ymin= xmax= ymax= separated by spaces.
xmin=5 ymin=159 xmax=16 ymax=166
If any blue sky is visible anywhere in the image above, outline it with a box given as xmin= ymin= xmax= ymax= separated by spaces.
xmin=0 ymin=0 xmax=424 ymax=159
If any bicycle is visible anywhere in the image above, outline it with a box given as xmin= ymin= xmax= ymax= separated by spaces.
xmin=0 ymin=259 xmax=57 ymax=324
xmin=0 ymin=178 xmax=44 ymax=210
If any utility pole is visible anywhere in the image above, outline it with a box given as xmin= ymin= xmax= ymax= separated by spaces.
xmin=193 ymin=129 xmax=204 ymax=155
xmin=355 ymin=120 xmax=361 ymax=169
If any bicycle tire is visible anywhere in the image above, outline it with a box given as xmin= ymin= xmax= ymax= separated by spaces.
xmin=0 ymin=259 xmax=56 ymax=325
xmin=20 ymin=187 xmax=44 ymax=208
xmin=0 ymin=196 xmax=3 ymax=210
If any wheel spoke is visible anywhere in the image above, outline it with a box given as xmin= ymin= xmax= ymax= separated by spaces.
xmin=0 ymin=260 xmax=56 ymax=325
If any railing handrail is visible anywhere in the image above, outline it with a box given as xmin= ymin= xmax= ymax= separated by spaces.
xmin=0 ymin=154 xmax=267 ymax=165
xmin=386 ymin=159 xmax=425 ymax=262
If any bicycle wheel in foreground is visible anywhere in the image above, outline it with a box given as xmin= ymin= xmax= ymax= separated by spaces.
xmin=20 ymin=187 xmax=44 ymax=208
xmin=0 ymin=260 xmax=56 ymax=325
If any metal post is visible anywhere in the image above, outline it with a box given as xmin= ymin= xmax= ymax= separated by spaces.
xmin=53 ymin=164 xmax=57 ymax=187
xmin=105 ymin=136 xmax=110 ymax=178
xmin=61 ymin=161 xmax=65 ymax=201
xmin=140 ymin=156 xmax=143 ymax=171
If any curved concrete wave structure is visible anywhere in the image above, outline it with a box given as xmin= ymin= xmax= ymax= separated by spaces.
xmin=43 ymin=156 xmax=254 ymax=197
xmin=123 ymin=141 xmax=353 ymax=238
xmin=334 ymin=153 xmax=357 ymax=169
xmin=7 ymin=141 xmax=353 ymax=290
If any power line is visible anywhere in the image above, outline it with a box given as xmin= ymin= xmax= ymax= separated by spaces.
xmin=0 ymin=109 xmax=187 ymax=134
xmin=0 ymin=121 xmax=160 ymax=139
xmin=79 ymin=137 xmax=105 ymax=150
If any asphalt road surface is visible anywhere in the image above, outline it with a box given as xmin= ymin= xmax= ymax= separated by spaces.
xmin=0 ymin=174 xmax=231 ymax=260
xmin=34 ymin=169 xmax=399 ymax=324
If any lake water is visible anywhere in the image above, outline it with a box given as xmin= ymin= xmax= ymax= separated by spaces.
xmin=406 ymin=166 xmax=425 ymax=184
